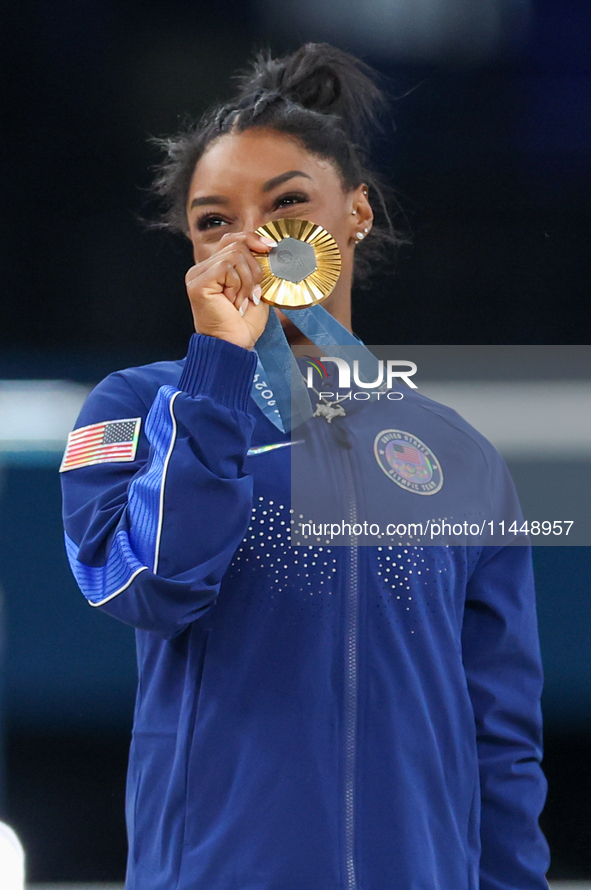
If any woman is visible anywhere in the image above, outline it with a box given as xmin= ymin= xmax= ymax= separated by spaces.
xmin=60 ymin=43 xmax=549 ymax=890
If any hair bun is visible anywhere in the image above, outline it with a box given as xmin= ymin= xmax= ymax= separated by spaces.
xmin=233 ymin=42 xmax=387 ymax=146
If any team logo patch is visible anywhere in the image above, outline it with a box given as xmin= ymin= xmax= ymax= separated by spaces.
xmin=60 ymin=418 xmax=141 ymax=472
xmin=374 ymin=430 xmax=443 ymax=495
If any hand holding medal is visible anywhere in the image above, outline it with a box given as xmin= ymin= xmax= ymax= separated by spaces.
xmin=183 ymin=218 xmax=342 ymax=351
xmin=184 ymin=229 xmax=274 ymax=351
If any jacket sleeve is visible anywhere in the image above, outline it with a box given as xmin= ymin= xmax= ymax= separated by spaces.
xmin=462 ymin=544 xmax=550 ymax=890
xmin=61 ymin=334 xmax=259 ymax=639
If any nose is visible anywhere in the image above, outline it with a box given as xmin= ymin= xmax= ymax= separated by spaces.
xmin=242 ymin=210 xmax=267 ymax=233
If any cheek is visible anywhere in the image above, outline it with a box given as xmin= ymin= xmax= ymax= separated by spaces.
xmin=321 ymin=208 xmax=353 ymax=252
xmin=188 ymin=232 xmax=206 ymax=264
xmin=188 ymin=226 xmax=225 ymax=264
xmin=330 ymin=223 xmax=354 ymax=260
xmin=186 ymin=220 xmax=206 ymax=262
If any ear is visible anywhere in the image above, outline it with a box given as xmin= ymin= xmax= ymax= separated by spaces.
xmin=347 ymin=183 xmax=374 ymax=246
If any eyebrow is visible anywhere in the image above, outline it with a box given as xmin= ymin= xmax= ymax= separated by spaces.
xmin=261 ymin=170 xmax=312 ymax=192
xmin=189 ymin=170 xmax=312 ymax=210
xmin=189 ymin=194 xmax=229 ymax=209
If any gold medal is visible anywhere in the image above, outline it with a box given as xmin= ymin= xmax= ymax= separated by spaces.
xmin=252 ymin=218 xmax=341 ymax=309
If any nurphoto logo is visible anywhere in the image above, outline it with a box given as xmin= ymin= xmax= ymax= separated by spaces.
xmin=304 ymin=356 xmax=418 ymax=390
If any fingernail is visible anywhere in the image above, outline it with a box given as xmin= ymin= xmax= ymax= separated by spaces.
xmin=259 ymin=236 xmax=276 ymax=248
xmin=252 ymin=285 xmax=262 ymax=305
xmin=239 ymin=298 xmax=249 ymax=316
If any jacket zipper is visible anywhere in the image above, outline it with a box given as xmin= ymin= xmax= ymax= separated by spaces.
xmin=340 ymin=445 xmax=359 ymax=890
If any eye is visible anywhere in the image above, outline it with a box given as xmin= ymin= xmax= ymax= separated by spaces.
xmin=195 ymin=213 xmax=230 ymax=231
xmin=274 ymin=191 xmax=309 ymax=209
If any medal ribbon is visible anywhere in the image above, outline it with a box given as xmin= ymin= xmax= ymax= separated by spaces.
xmin=252 ymin=304 xmax=381 ymax=432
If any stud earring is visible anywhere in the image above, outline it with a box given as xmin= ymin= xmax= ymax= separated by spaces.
xmin=363 ymin=227 xmax=370 ymax=233
xmin=351 ymin=209 xmax=357 ymax=215
xmin=355 ymin=232 xmax=364 ymax=240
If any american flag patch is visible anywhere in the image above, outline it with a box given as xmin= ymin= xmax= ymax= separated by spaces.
xmin=59 ymin=418 xmax=141 ymax=473
xmin=392 ymin=444 xmax=422 ymax=465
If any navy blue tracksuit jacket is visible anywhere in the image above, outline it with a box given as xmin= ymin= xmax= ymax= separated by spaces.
xmin=61 ymin=333 xmax=550 ymax=890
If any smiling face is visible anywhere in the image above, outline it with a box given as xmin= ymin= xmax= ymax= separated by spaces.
xmin=185 ymin=127 xmax=372 ymax=340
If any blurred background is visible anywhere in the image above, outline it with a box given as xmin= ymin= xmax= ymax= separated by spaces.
xmin=1 ymin=0 xmax=590 ymax=882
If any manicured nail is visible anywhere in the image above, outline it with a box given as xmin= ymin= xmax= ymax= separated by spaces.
xmin=239 ymin=297 xmax=249 ymax=316
xmin=252 ymin=285 xmax=262 ymax=305
xmin=259 ymin=236 xmax=276 ymax=248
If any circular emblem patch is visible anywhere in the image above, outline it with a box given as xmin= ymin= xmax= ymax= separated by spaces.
xmin=374 ymin=430 xmax=443 ymax=495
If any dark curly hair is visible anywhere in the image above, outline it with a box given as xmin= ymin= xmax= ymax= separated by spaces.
xmin=150 ymin=42 xmax=401 ymax=288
